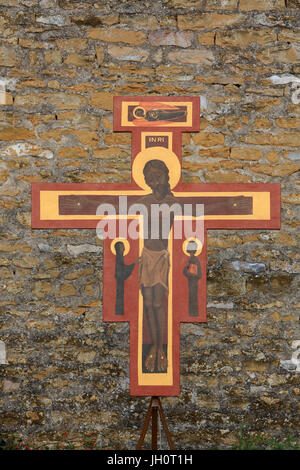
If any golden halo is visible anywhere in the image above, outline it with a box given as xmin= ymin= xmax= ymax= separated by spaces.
xmin=132 ymin=147 xmax=181 ymax=191
xmin=133 ymin=106 xmax=146 ymax=119
xmin=182 ymin=238 xmax=203 ymax=257
xmin=111 ymin=238 xmax=130 ymax=256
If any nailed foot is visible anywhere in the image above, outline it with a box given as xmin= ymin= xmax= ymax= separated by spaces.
xmin=145 ymin=346 xmax=157 ymax=372
xmin=157 ymin=347 xmax=168 ymax=372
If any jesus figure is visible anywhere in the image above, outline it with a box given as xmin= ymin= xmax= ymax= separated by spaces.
xmin=137 ymin=159 xmax=179 ymax=373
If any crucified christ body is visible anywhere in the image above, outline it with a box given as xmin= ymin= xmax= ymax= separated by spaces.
xmin=137 ymin=159 xmax=178 ymax=373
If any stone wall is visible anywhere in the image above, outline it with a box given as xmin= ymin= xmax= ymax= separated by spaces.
xmin=0 ymin=0 xmax=299 ymax=450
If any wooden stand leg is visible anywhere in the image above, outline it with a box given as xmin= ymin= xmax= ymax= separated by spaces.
xmin=156 ymin=398 xmax=175 ymax=450
xmin=136 ymin=396 xmax=175 ymax=450
xmin=152 ymin=402 xmax=158 ymax=450
xmin=136 ymin=398 xmax=153 ymax=450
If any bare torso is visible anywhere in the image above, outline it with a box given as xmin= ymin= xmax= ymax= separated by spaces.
xmin=137 ymin=192 xmax=178 ymax=250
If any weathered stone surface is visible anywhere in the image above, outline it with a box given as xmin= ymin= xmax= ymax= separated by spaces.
xmin=275 ymin=117 xmax=300 ymax=128
xmin=0 ymin=0 xmax=19 ymax=4
xmin=44 ymin=51 xmax=63 ymax=65
xmin=239 ymin=0 xmax=285 ymax=9
xmin=249 ymin=163 xmax=299 ymax=177
xmin=0 ymin=91 xmax=13 ymax=105
xmin=207 ymin=270 xmax=246 ymax=296
xmin=15 ymin=93 xmax=87 ymax=109
xmin=178 ymin=13 xmax=245 ymax=30
xmin=266 ymin=151 xmax=279 ymax=163
xmin=1 ymin=412 xmax=19 ymax=428
xmin=278 ymin=30 xmax=300 ymax=43
xmin=66 ymin=244 xmax=102 ymax=256
xmin=227 ymin=261 xmax=266 ymax=273
xmin=0 ymin=0 xmax=299 ymax=452
xmin=36 ymin=15 xmax=68 ymax=26
xmin=25 ymin=410 xmax=45 ymax=425
xmin=0 ymin=242 xmax=31 ymax=253
xmin=216 ymin=30 xmax=277 ymax=47
xmin=240 ymin=132 xmax=300 ymax=147
xmin=120 ymin=14 xmax=159 ymax=29
xmin=107 ymin=44 xmax=149 ymax=62
xmin=258 ymin=45 xmax=300 ymax=64
xmin=95 ymin=46 xmax=104 ymax=65
xmin=3 ymin=379 xmax=20 ymax=392
xmin=64 ymin=53 xmax=95 ymax=67
xmin=13 ymin=256 xmax=39 ymax=268
xmin=193 ymin=132 xmax=225 ymax=146
xmin=0 ymin=127 xmax=35 ymax=140
xmin=88 ymin=28 xmax=146 ymax=45
xmin=285 ymin=0 xmax=300 ymax=7
xmin=206 ymin=171 xmax=250 ymax=183
xmin=58 ymin=147 xmax=89 ymax=159
xmin=149 ymin=30 xmax=193 ymax=48
xmin=0 ymin=341 xmax=7 ymax=364
xmin=32 ymin=281 xmax=52 ymax=298
xmin=56 ymin=38 xmax=88 ymax=51
xmin=0 ymin=47 xmax=20 ymax=66
xmin=89 ymin=92 xmax=114 ymax=110
xmin=230 ymin=148 xmax=262 ymax=161
xmin=198 ymin=32 xmax=216 ymax=46
xmin=206 ymin=0 xmax=238 ymax=9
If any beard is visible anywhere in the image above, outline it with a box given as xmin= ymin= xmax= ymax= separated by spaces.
xmin=151 ymin=182 xmax=169 ymax=196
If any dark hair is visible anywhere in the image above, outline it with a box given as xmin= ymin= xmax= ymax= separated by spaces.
xmin=114 ymin=241 xmax=124 ymax=255
xmin=143 ymin=159 xmax=172 ymax=194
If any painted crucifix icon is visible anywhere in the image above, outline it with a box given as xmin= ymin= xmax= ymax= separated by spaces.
xmin=31 ymin=96 xmax=281 ymax=397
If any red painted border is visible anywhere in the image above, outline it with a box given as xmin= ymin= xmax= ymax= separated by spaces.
xmin=31 ymin=183 xmax=41 ymax=229
xmin=113 ymin=96 xmax=200 ymax=133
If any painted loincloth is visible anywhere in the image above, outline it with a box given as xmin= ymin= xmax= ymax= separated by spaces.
xmin=139 ymin=246 xmax=170 ymax=291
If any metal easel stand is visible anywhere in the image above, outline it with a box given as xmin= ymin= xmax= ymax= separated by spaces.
xmin=136 ymin=396 xmax=175 ymax=450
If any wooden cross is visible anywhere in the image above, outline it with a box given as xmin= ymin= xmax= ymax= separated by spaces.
xmin=32 ymin=96 xmax=280 ymax=396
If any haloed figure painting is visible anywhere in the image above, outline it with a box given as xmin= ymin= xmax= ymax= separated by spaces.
xmin=114 ymin=240 xmax=138 ymax=316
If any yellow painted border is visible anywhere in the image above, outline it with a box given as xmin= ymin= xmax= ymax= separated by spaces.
xmin=121 ymin=101 xmax=193 ymax=127
xmin=40 ymin=191 xmax=270 ymax=221
xmin=137 ymin=223 xmax=173 ymax=387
